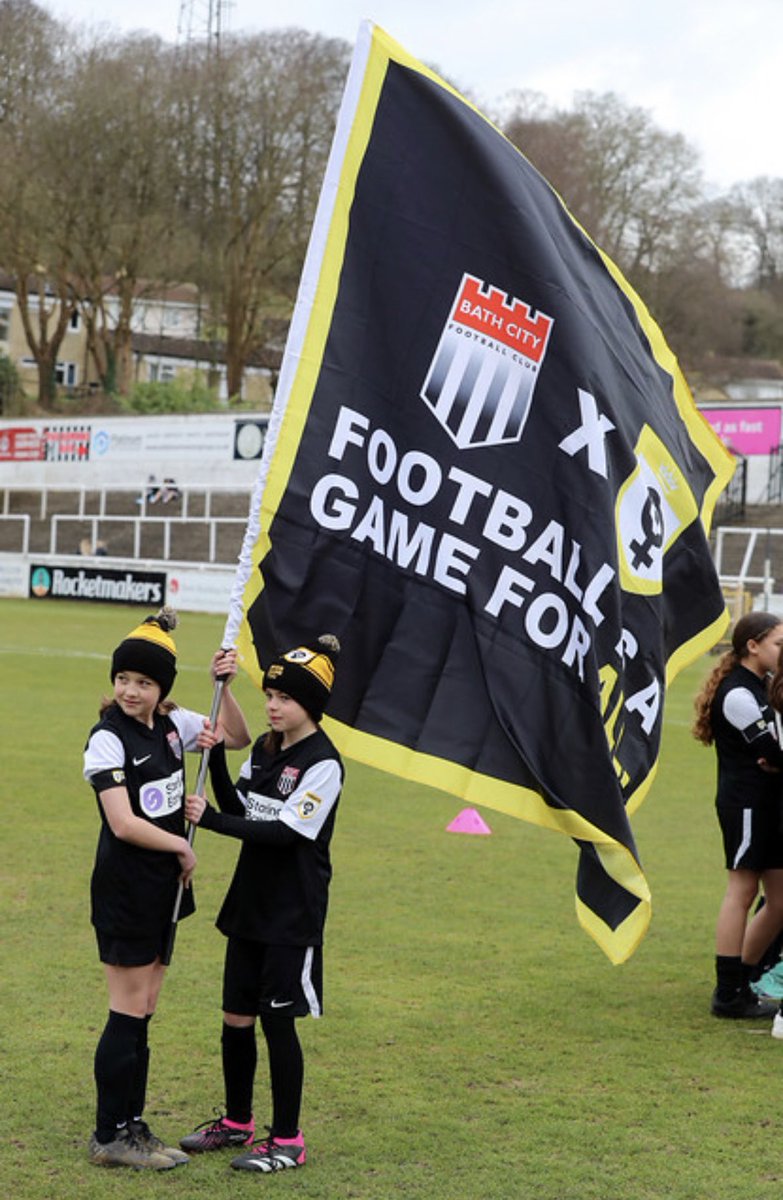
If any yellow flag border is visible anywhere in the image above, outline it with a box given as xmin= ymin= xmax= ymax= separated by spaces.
xmin=322 ymin=712 xmax=651 ymax=965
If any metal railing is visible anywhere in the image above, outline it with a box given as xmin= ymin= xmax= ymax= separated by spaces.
xmin=0 ymin=484 xmax=249 ymax=522
xmin=768 ymin=444 xmax=783 ymax=504
xmin=48 ymin=514 xmax=245 ymax=564
xmin=713 ymin=454 xmax=747 ymax=525
xmin=0 ymin=514 xmax=31 ymax=554
xmin=714 ymin=525 xmax=783 ymax=606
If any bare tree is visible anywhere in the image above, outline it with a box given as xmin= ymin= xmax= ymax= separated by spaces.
xmin=0 ymin=0 xmax=57 ymax=123
xmin=729 ymin=177 xmax=783 ymax=291
xmin=499 ymin=89 xmax=758 ymax=362
xmin=503 ymin=91 xmax=704 ymax=278
xmin=176 ymin=28 xmax=350 ymax=399
xmin=46 ymin=34 xmax=184 ymax=394
xmin=0 ymin=0 xmax=77 ymax=406
xmin=1 ymin=10 xmax=780 ymax=410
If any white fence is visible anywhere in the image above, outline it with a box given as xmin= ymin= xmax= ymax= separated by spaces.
xmin=714 ymin=526 xmax=783 ymax=609
xmin=48 ymin=514 xmax=245 ymax=563
xmin=1 ymin=483 xmax=250 ymax=521
xmin=0 ymin=514 xmax=30 ymax=554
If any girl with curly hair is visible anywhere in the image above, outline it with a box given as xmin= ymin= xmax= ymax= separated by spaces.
xmin=694 ymin=610 xmax=783 ymax=1018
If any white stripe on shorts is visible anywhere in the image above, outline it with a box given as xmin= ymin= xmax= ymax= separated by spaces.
xmin=732 ymin=808 xmax=753 ymax=869
xmin=301 ymin=946 xmax=321 ymax=1018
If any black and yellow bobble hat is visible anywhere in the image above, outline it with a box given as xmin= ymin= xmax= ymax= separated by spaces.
xmin=262 ymin=634 xmax=340 ymax=722
xmin=110 ymin=607 xmax=179 ymax=699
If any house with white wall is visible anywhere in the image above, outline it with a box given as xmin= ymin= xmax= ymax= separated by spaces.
xmin=0 ymin=273 xmax=281 ymax=407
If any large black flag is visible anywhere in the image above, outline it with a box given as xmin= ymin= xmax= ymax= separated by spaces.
xmin=226 ymin=24 xmax=734 ymax=962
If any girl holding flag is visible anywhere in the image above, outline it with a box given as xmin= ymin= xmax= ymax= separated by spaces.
xmin=83 ymin=608 xmax=250 ymax=1170
xmin=178 ymin=633 xmax=343 ymax=1174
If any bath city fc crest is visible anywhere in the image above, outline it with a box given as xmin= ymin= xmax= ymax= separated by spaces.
xmin=421 ymin=273 xmax=554 ymax=450
xmin=277 ymin=765 xmax=301 ymax=797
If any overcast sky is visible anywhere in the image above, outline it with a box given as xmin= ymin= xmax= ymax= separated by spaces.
xmin=47 ymin=0 xmax=781 ymax=190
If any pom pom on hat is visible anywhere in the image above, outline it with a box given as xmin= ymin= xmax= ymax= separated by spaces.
xmin=263 ymin=634 xmax=340 ymax=721
xmin=111 ymin=607 xmax=179 ymax=699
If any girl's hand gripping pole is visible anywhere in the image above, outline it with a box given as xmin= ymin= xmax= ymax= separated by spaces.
xmin=161 ymin=663 xmax=229 ymax=966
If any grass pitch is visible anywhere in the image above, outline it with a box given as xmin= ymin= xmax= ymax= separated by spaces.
xmin=2 ymin=597 xmax=782 ymax=1199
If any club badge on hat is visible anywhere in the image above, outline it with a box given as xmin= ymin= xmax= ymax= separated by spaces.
xmin=263 ymin=634 xmax=340 ymax=721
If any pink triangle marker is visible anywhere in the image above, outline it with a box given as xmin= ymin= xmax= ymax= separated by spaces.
xmin=446 ymin=807 xmax=492 ymax=835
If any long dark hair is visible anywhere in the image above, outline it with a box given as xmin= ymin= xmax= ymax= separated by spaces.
xmin=692 ymin=611 xmax=782 ymax=745
xmin=261 ymin=729 xmax=284 ymax=755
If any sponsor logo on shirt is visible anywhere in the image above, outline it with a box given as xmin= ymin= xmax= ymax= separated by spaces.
xmin=139 ymin=769 xmax=184 ymax=819
xmin=277 ymin=766 xmax=301 ymax=797
xmin=246 ymin=791 xmax=283 ymax=822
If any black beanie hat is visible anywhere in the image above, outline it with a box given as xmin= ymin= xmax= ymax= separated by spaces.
xmin=110 ymin=607 xmax=178 ymax=699
xmin=262 ymin=634 xmax=340 ymax=721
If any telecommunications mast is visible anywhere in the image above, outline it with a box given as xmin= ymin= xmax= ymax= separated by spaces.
xmin=174 ymin=0 xmax=232 ymax=389
xmin=177 ymin=0 xmax=231 ymax=52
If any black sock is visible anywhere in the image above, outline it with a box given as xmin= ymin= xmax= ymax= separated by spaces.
xmin=715 ymin=954 xmax=744 ymax=1000
xmin=94 ymin=1011 xmax=146 ymax=1143
xmin=741 ymin=959 xmax=763 ymax=985
xmin=760 ymin=947 xmax=783 ymax=975
xmin=222 ymin=1022 xmax=257 ymax=1125
xmin=128 ymin=1014 xmax=152 ymax=1123
xmin=260 ymin=1013 xmax=303 ymax=1139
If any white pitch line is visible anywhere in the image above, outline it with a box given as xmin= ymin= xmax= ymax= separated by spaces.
xmin=0 ymin=643 xmax=203 ymax=671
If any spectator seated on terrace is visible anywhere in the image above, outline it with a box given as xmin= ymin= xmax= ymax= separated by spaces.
xmin=79 ymin=536 xmax=108 ymax=556
xmin=159 ymin=478 xmax=180 ymax=504
xmin=137 ymin=475 xmax=160 ymax=505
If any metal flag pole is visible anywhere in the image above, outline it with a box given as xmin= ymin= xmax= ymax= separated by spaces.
xmin=161 ymin=667 xmax=228 ymax=966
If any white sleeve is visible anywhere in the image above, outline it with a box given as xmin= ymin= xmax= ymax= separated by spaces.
xmin=722 ymin=686 xmax=770 ymax=742
xmin=233 ymin=755 xmax=253 ymax=812
xmin=278 ymin=759 xmax=342 ymax=841
xmin=83 ymin=729 xmax=125 ymax=780
xmin=170 ymin=707 xmax=208 ymax=752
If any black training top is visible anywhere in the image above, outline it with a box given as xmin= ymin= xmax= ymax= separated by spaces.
xmin=711 ymin=664 xmax=783 ymax=808
xmin=202 ymin=728 xmax=343 ymax=946
xmin=84 ymin=702 xmax=204 ymax=937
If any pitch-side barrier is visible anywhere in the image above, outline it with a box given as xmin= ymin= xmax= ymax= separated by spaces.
xmin=1 ymin=550 xmax=236 ymax=614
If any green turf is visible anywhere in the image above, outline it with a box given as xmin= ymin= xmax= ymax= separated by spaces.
xmin=2 ymin=597 xmax=781 ymax=1199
